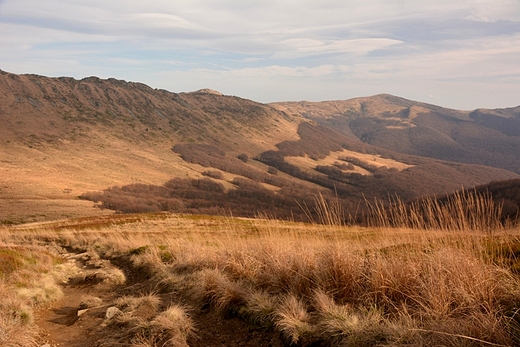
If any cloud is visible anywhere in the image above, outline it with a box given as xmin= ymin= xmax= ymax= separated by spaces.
xmin=0 ymin=0 xmax=519 ymax=109
xmin=468 ymin=0 xmax=520 ymax=22
xmin=274 ymin=38 xmax=403 ymax=59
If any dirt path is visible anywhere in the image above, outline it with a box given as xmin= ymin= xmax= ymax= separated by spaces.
xmin=35 ymin=250 xmax=286 ymax=347
xmin=35 ymin=252 xmax=125 ymax=347
xmin=36 ymin=285 xmax=115 ymax=347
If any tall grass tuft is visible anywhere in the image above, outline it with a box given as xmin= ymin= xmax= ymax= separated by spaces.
xmin=241 ymin=289 xmax=277 ymax=327
xmin=313 ymin=290 xmax=392 ymax=346
xmin=274 ymin=294 xmax=313 ymax=345
xmin=364 ymin=188 xmax=505 ymax=232
xmin=314 ymin=193 xmax=346 ymax=226
xmin=195 ymin=268 xmax=248 ymax=315
xmin=0 ymin=245 xmax=68 ymax=347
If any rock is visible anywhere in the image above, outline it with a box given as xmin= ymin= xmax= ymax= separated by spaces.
xmin=40 ymin=344 xmax=51 ymax=347
xmin=105 ymin=306 xmax=122 ymax=319
xmin=77 ymin=308 xmax=88 ymax=317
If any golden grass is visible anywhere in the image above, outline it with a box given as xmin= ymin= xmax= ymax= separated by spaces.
xmin=284 ymin=148 xmax=413 ymax=177
xmin=1 ymin=205 xmax=520 ymax=346
xmin=365 ymin=189 xmax=507 ymax=232
xmin=103 ymin=294 xmax=194 ymax=347
xmin=275 ymin=294 xmax=313 ymax=344
xmin=0 ymin=245 xmax=66 ymax=346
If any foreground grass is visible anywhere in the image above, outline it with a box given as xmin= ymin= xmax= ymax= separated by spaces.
xmin=0 ymin=243 xmax=76 ymax=346
xmin=2 ymin=213 xmax=520 ymax=346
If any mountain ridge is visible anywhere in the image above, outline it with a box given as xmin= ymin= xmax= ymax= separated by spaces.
xmin=271 ymin=95 xmax=520 ymax=173
xmin=1 ymin=69 xmax=519 ymax=223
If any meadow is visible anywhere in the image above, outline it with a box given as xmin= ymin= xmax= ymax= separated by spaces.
xmin=1 ymin=195 xmax=520 ymax=346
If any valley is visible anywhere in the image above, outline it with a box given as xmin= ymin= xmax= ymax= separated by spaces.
xmin=1 ymin=70 xmax=520 ymax=223
xmin=1 ymin=70 xmax=520 ymax=347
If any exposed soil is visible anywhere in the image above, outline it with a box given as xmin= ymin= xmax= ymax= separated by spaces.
xmin=36 ymin=250 xmax=286 ymax=347
xmin=36 ymin=284 xmax=114 ymax=347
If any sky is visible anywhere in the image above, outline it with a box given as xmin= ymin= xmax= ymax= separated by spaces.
xmin=1 ymin=1 xmax=520 ymax=110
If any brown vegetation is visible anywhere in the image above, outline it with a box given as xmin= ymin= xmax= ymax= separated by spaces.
xmin=0 ymin=245 xmax=74 ymax=346
xmin=80 ymin=176 xmax=318 ymax=221
xmin=454 ymin=179 xmax=520 ymax=222
xmin=365 ymin=188 xmax=510 ymax=231
xmin=2 ymin=204 xmax=520 ymax=346
xmin=80 ymin=161 xmax=520 ymax=228
xmin=1 ymin=70 xmax=519 ymax=225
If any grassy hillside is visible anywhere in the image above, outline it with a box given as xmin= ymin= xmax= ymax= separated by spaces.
xmin=0 ymin=70 xmax=301 ymax=223
xmin=2 ymin=69 xmax=520 ymax=346
xmin=79 ymin=121 xmax=519 ymax=221
xmin=0 ymin=70 xmax=299 ymax=153
xmin=1 ymin=70 xmax=519 ymax=224
xmin=271 ymin=95 xmax=520 ymax=173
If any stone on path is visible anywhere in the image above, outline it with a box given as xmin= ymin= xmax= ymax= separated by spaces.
xmin=105 ymin=306 xmax=122 ymax=319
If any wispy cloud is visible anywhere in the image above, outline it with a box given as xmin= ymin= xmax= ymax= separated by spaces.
xmin=272 ymin=38 xmax=403 ymax=59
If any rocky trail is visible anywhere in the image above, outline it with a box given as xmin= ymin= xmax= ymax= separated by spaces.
xmin=35 ymin=249 xmax=285 ymax=347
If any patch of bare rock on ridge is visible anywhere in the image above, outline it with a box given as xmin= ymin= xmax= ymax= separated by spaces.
xmin=189 ymin=88 xmax=224 ymax=96
xmin=36 ymin=248 xmax=284 ymax=347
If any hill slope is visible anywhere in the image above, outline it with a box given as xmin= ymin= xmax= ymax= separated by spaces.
xmin=271 ymin=94 xmax=520 ymax=173
xmin=1 ymin=70 xmax=519 ymax=222
xmin=0 ymin=70 xmax=302 ymax=222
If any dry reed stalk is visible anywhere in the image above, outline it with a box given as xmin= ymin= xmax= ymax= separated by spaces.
xmin=314 ymin=193 xmax=345 ymax=226
xmin=365 ymin=189 xmax=505 ymax=232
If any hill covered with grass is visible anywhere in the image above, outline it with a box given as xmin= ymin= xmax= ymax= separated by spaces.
xmin=271 ymin=95 xmax=520 ymax=173
xmin=1 ymin=70 xmax=519 ymax=223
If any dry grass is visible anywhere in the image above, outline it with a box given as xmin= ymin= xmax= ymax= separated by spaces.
xmin=285 ymin=148 xmax=413 ymax=177
xmin=0 ymin=245 xmax=66 ymax=346
xmin=313 ymin=290 xmax=390 ymax=345
xmin=148 ymin=305 xmax=195 ymax=346
xmin=275 ymin=294 xmax=313 ymax=344
xmin=114 ymin=293 xmax=162 ymax=316
xmin=79 ymin=295 xmax=103 ymax=309
xmin=0 ymin=315 xmax=38 ymax=347
xmin=1 ymin=200 xmax=520 ymax=346
xmin=103 ymin=294 xmax=194 ymax=347
xmin=365 ymin=188 xmax=507 ymax=232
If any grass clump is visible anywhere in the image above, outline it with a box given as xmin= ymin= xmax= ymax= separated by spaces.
xmin=240 ymin=289 xmax=277 ymax=327
xmin=79 ymin=295 xmax=103 ymax=309
xmin=313 ymin=290 xmax=391 ymax=346
xmin=147 ymin=305 xmax=195 ymax=346
xmin=274 ymin=294 xmax=313 ymax=345
xmin=195 ymin=268 xmax=248 ymax=315
xmin=104 ymin=294 xmax=194 ymax=347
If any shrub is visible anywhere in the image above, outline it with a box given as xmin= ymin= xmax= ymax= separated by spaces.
xmin=202 ymin=170 xmax=223 ymax=179
xmin=267 ymin=166 xmax=278 ymax=175
xmin=237 ymin=153 xmax=248 ymax=163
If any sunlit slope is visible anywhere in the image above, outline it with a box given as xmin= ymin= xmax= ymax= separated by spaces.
xmin=0 ymin=70 xmax=302 ymax=222
xmin=0 ymin=70 xmax=303 ymax=222
xmin=1 ymin=70 xmax=519 ymax=223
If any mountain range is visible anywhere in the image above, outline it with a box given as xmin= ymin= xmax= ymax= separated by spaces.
xmin=1 ymin=69 xmax=519 ymax=223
